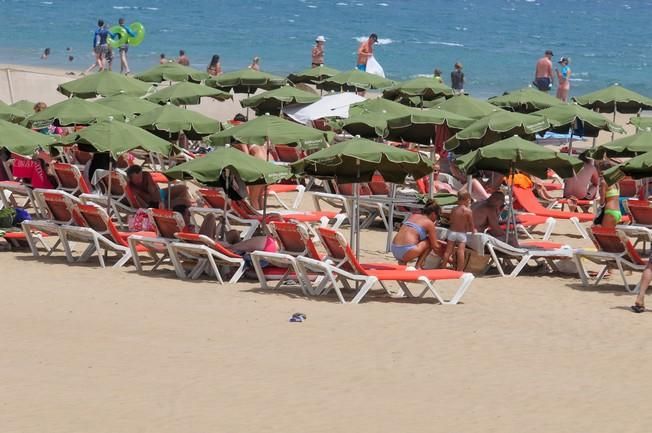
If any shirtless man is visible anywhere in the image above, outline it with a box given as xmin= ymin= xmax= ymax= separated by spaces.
xmin=472 ymin=191 xmax=511 ymax=242
xmin=356 ymin=33 xmax=378 ymax=71
xmin=177 ymin=50 xmax=190 ymax=66
xmin=533 ymin=49 xmax=554 ymax=92
xmin=312 ymin=36 xmax=325 ymax=67
xmin=441 ymin=192 xmax=476 ymax=271
xmin=126 ymin=165 xmax=192 ymax=209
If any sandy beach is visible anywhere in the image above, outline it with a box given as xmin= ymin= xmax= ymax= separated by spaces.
xmin=2 ymin=64 xmax=652 ymax=432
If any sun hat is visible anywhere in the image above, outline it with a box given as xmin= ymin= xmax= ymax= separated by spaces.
xmin=316 ymin=35 xmax=326 ymax=42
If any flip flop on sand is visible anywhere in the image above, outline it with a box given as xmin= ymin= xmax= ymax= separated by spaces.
xmin=631 ymin=304 xmax=645 ymax=314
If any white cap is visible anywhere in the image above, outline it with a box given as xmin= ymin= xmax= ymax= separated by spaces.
xmin=316 ymin=35 xmax=326 ymax=42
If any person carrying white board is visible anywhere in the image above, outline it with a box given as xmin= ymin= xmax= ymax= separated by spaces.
xmin=356 ymin=33 xmax=378 ymax=72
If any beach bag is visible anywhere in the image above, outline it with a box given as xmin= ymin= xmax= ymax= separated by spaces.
xmin=13 ymin=208 xmax=31 ymax=225
xmin=128 ymin=209 xmax=155 ymax=232
xmin=0 ymin=207 xmax=15 ymax=228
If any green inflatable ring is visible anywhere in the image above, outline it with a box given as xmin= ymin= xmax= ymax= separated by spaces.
xmin=128 ymin=22 xmax=146 ymax=47
xmin=108 ymin=26 xmax=128 ymax=48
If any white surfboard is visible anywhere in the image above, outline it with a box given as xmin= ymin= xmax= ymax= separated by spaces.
xmin=365 ymin=56 xmax=385 ymax=78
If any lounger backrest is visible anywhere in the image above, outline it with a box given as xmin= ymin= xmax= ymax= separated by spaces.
xmin=368 ymin=174 xmax=389 ymax=195
xmin=122 ymin=183 xmax=141 ymax=209
xmin=174 ymin=232 xmax=242 ymax=259
xmin=148 ymin=208 xmax=185 ymax=238
xmin=75 ymin=203 xmax=127 ymax=245
xmin=99 ymin=171 xmax=127 ymax=197
xmin=53 ymin=162 xmax=91 ymax=195
xmin=627 ymin=200 xmax=652 ymax=225
xmin=316 ymin=227 xmax=367 ymax=275
xmin=337 ymin=183 xmax=372 ymax=196
xmin=40 ymin=191 xmax=78 ymax=224
xmin=591 ymin=227 xmax=645 ymax=265
xmin=512 ymin=186 xmax=545 ymax=213
xmin=619 ymin=178 xmax=638 ymax=198
xmin=415 ymin=176 xmax=429 ymax=195
xmin=274 ymin=145 xmax=302 ymax=163
xmin=270 ymin=221 xmax=321 ymax=259
xmin=230 ymin=200 xmax=258 ymax=219
xmin=198 ymin=188 xmax=226 ymax=209
xmin=74 ymin=149 xmax=93 ymax=165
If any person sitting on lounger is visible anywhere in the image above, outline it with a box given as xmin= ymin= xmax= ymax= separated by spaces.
xmin=126 ymin=164 xmax=192 ymax=209
xmin=563 ymin=155 xmax=599 ymax=211
xmin=391 ymin=200 xmax=440 ymax=268
xmin=472 ymin=191 xmax=518 ymax=246
xmin=440 ymin=191 xmax=476 ymax=271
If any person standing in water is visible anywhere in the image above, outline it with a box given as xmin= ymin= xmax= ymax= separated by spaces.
xmin=249 ymin=56 xmax=260 ymax=71
xmin=207 ymin=55 xmax=222 ymax=76
xmin=177 ymin=50 xmax=190 ymax=66
xmin=451 ymin=62 xmax=464 ymax=95
xmin=117 ymin=17 xmax=136 ymax=75
xmin=533 ymin=49 xmax=555 ymax=92
xmin=312 ymin=36 xmax=325 ymax=67
xmin=555 ymin=57 xmax=571 ymax=102
xmin=159 ymin=53 xmax=167 ymax=64
xmin=356 ymin=33 xmax=377 ymax=71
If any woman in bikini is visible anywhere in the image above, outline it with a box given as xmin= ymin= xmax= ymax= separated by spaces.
xmin=390 ymin=200 xmax=440 ymax=268
xmin=597 ymin=163 xmax=621 ymax=228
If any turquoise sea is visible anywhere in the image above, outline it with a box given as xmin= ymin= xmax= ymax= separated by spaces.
xmin=1 ymin=0 xmax=651 ymax=98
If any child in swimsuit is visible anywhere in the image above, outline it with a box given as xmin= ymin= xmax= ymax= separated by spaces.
xmin=441 ymin=191 xmax=476 ymax=271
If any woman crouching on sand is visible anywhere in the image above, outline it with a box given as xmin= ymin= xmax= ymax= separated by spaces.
xmin=390 ymin=200 xmax=440 ymax=268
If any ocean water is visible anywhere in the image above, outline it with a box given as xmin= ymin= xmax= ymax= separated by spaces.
xmin=1 ymin=0 xmax=651 ymax=98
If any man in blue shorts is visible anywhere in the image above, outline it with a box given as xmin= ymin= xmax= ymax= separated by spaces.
xmin=356 ymin=33 xmax=378 ymax=71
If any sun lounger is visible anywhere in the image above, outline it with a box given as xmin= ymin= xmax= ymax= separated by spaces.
xmin=230 ymin=198 xmax=346 ymax=229
xmin=573 ymin=226 xmax=648 ymax=292
xmin=464 ymin=231 xmax=574 ymax=278
xmin=250 ymin=221 xmax=323 ymax=294
xmin=58 ymin=203 xmax=158 ymax=268
xmin=192 ymin=188 xmax=260 ymax=239
xmin=512 ymin=186 xmax=592 ymax=239
xmin=0 ymin=181 xmax=42 ymax=217
xmin=81 ymin=170 xmax=138 ymax=228
xmin=167 ymin=232 xmax=247 ymax=284
xmin=267 ymin=184 xmax=306 ymax=210
xmin=298 ymin=227 xmax=474 ymax=304
xmin=52 ymin=162 xmax=92 ymax=196
xmin=128 ymin=208 xmax=185 ymax=273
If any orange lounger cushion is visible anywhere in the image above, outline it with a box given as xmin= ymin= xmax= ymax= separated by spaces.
xmin=364 ymin=269 xmax=464 ymax=281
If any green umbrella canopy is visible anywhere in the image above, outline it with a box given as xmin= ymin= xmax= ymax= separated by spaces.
xmin=488 ymin=87 xmax=563 ymax=113
xmin=0 ymin=101 xmax=27 ymax=123
xmin=57 ymin=70 xmax=153 ymax=98
xmin=208 ymin=115 xmax=330 ymax=150
xmin=145 ymin=82 xmax=232 ymax=105
xmin=206 ymin=69 xmax=288 ymax=94
xmin=10 ymin=100 xmax=36 ymax=115
xmin=240 ymin=86 xmax=320 ymax=115
xmin=585 ymin=131 xmax=652 ymax=159
xmin=629 ymin=116 xmax=652 ymax=132
xmin=288 ymin=65 xmax=341 ymax=84
xmin=129 ymin=103 xmax=220 ymax=140
xmin=386 ymin=108 xmax=475 ymax=144
xmin=382 ymin=76 xmax=454 ymax=102
xmin=96 ymin=94 xmax=159 ymax=117
xmin=165 ymin=147 xmax=291 ymax=186
xmin=317 ymin=69 xmax=395 ymax=92
xmin=446 ymin=110 xmax=550 ymax=153
xmin=456 ymin=135 xmax=582 ymax=179
xmin=26 ymin=98 xmax=126 ymax=127
xmin=532 ymin=103 xmax=624 ymax=137
xmin=135 ymin=62 xmax=209 ymax=83
xmin=292 ymin=138 xmax=433 ymax=183
xmin=59 ymin=119 xmax=172 ymax=158
xmin=603 ymin=151 xmax=652 ymax=185
xmin=574 ymin=84 xmax=652 ymax=114
xmin=340 ymin=98 xmax=411 ymax=138
xmin=0 ymin=119 xmax=56 ymax=156
xmin=434 ymin=94 xmax=504 ymax=119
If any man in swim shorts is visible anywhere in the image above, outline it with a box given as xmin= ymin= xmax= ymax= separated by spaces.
xmin=533 ymin=49 xmax=554 ymax=91
xmin=357 ymin=33 xmax=377 ymax=71
xmin=117 ymin=17 xmax=136 ymax=74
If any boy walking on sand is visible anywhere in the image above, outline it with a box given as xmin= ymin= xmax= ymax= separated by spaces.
xmin=441 ymin=192 xmax=476 ymax=271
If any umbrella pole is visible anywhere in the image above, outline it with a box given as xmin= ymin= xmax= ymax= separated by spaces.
xmin=260 ymin=138 xmax=271 ymax=234
xmin=568 ymin=118 xmax=575 ymax=155
xmin=355 ymin=159 xmax=361 ymax=259
xmin=222 ymin=169 xmax=229 ymax=240
xmin=428 ymin=138 xmax=435 ymax=199
xmin=506 ymin=163 xmax=515 ymax=245
xmin=106 ymin=160 xmax=113 ymax=218
xmin=611 ymin=101 xmax=617 ymax=142
xmin=385 ymin=183 xmax=396 ymax=253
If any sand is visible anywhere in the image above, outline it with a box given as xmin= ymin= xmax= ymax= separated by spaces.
xmin=2 ymin=64 xmax=652 ymax=432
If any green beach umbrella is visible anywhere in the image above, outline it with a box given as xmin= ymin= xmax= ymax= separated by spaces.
xmin=59 ymin=119 xmax=172 ymax=158
xmin=0 ymin=101 xmax=27 ymax=123
xmin=488 ymin=87 xmax=563 ymax=113
xmin=603 ymin=151 xmax=652 ymax=185
xmin=533 ymin=102 xmax=624 ymax=137
xmin=288 ymin=65 xmax=341 ymax=84
xmin=207 ymin=115 xmax=330 ymax=150
xmin=206 ymin=69 xmax=288 ymax=94
xmin=629 ymin=116 xmax=652 ymax=132
xmin=10 ymin=100 xmax=36 ymax=115
xmin=435 ymin=94 xmax=504 ymax=119
xmin=386 ymin=108 xmax=474 ymax=145
xmin=340 ymin=98 xmax=411 ymax=138
xmin=382 ymin=77 xmax=454 ymax=104
xmin=0 ymin=119 xmax=56 ymax=156
xmin=586 ymin=131 xmax=652 ymax=159
xmin=26 ymin=97 xmax=125 ymax=127
xmin=317 ymin=69 xmax=395 ymax=92
xmin=130 ymin=103 xmax=220 ymax=140
xmin=165 ymin=146 xmax=292 ymax=186
xmin=574 ymin=84 xmax=652 ymax=114
xmin=135 ymin=62 xmax=210 ymax=83
xmin=57 ymin=70 xmax=153 ymax=98
xmin=146 ymin=82 xmax=232 ymax=105
xmin=240 ymin=86 xmax=320 ymax=115
xmin=446 ymin=110 xmax=550 ymax=152
xmin=456 ymin=135 xmax=582 ymax=179
xmin=96 ymin=94 xmax=159 ymax=117
xmin=292 ymin=138 xmax=433 ymax=183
